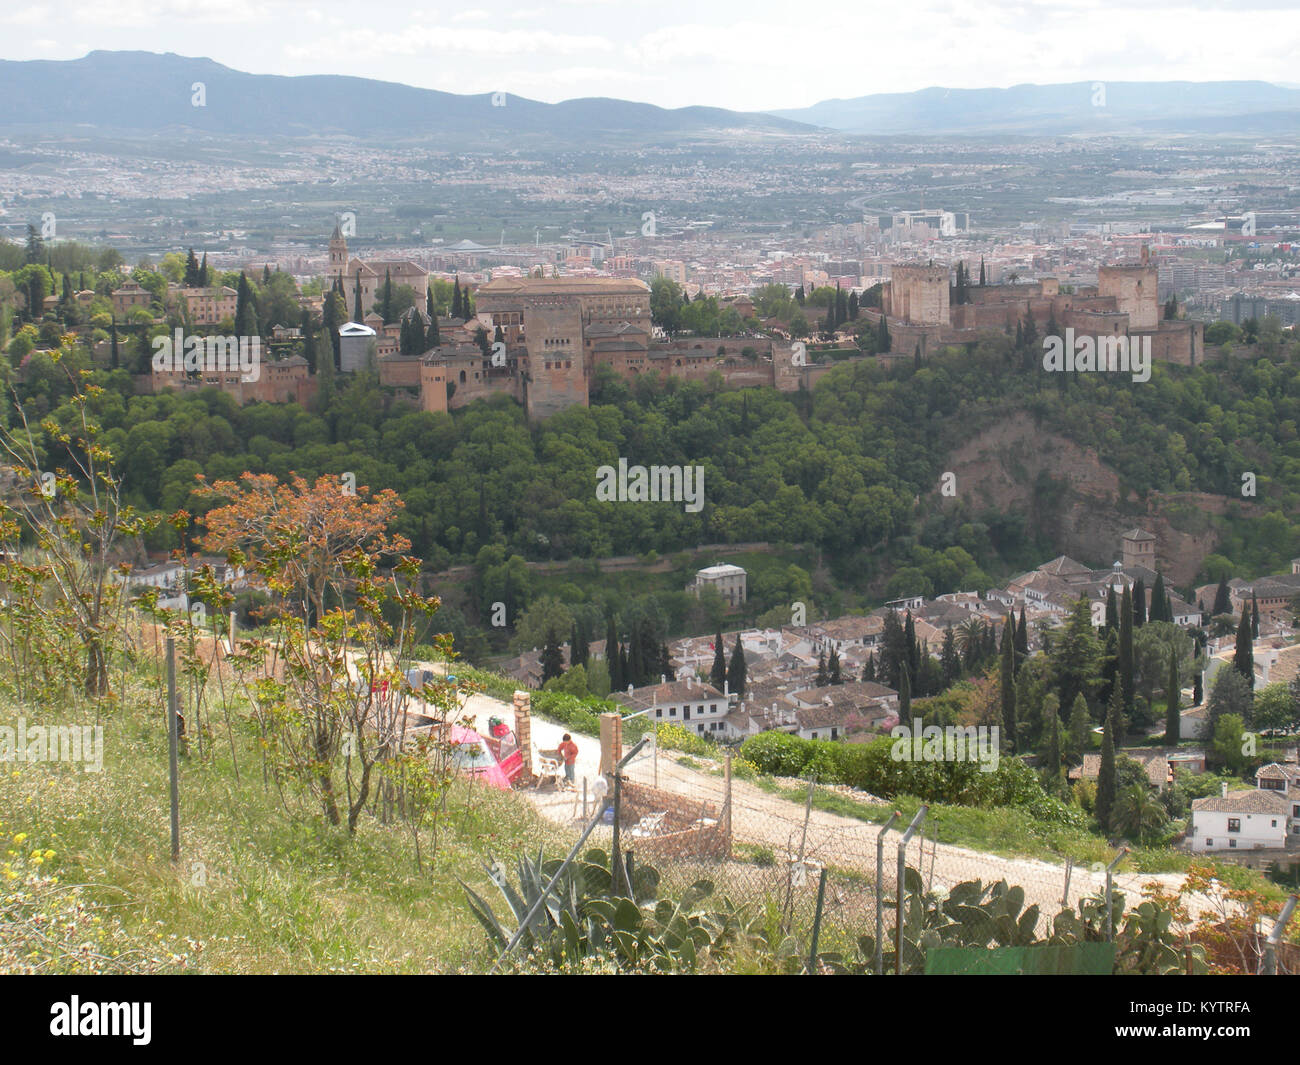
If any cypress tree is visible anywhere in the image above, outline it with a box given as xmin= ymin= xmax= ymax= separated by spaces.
xmin=540 ymin=633 xmax=564 ymax=683
xmin=1212 ymin=578 xmax=1231 ymax=617
xmin=234 ymin=272 xmax=259 ymax=337
xmin=828 ymin=647 xmax=842 ymax=685
xmin=1119 ymin=585 xmax=1135 ymax=726
xmin=199 ymin=252 xmax=209 ymax=286
xmin=606 ymin=617 xmax=622 ymax=692
xmin=1133 ymin=577 xmax=1147 ymax=627
xmin=619 ymin=645 xmax=630 ymax=690
xmin=1000 ymin=616 xmax=1017 ymax=751
xmin=1251 ymin=593 xmax=1260 ymax=638
xmin=941 ymin=626 xmax=960 ymax=688
xmin=426 ymin=284 xmax=435 ymax=320
xmin=816 ymin=650 xmax=828 ymax=686
xmin=1105 ymin=586 xmax=1119 ymax=634
xmin=1067 ymin=692 xmax=1090 ymax=760
xmin=710 ymin=630 xmax=727 ymax=690
xmin=898 ymin=666 xmax=911 ymax=720
xmin=184 ymin=248 xmax=200 ymax=286
xmin=1193 ymin=669 xmax=1203 ymax=706
xmin=381 ymin=269 xmax=394 ymax=324
xmin=727 ymin=634 xmax=747 ymax=698
xmin=627 ymin=620 xmax=645 ymax=688
xmin=979 ymin=256 xmax=986 ymax=286
xmin=353 ymin=270 xmax=363 ymax=322
xmin=1044 ymin=707 xmax=1061 ymax=794
xmin=1150 ymin=572 xmax=1167 ymax=623
xmin=1233 ymin=607 xmax=1255 ymax=689
xmin=452 ymin=278 xmax=462 ymax=319
xmin=862 ymin=653 xmax=877 ymax=683
xmin=1165 ymin=646 xmax=1181 ymax=744
xmin=1015 ymin=606 xmax=1028 ymax=667
xmin=904 ymin=611 xmax=919 ymax=685
xmin=1096 ymin=681 xmax=1120 ymax=833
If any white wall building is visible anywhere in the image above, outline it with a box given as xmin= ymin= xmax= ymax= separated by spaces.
xmin=1189 ymin=787 xmax=1291 ymax=851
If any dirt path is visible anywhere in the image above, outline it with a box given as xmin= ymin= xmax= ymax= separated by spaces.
xmin=453 ymin=690 xmax=1221 ymax=929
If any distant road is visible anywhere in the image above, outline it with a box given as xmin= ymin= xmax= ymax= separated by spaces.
xmin=426 ymin=541 xmax=788 ymax=582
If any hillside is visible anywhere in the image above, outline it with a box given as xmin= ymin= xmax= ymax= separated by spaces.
xmin=0 ymin=51 xmax=813 ymax=141
xmin=771 ymin=80 xmax=1300 ymax=134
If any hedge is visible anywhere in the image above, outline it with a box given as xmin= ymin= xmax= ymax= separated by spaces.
xmin=739 ymin=731 xmax=1046 ymax=809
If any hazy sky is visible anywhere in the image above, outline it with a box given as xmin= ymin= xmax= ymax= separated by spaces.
xmin=2 ymin=0 xmax=1297 ymax=111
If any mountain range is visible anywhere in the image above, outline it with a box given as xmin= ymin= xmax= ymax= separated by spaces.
xmin=1 ymin=52 xmax=1298 ymax=140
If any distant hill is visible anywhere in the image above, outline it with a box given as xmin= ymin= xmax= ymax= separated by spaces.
xmin=770 ymin=80 xmax=1300 ymax=134
xmin=0 ymin=50 xmax=814 ymax=140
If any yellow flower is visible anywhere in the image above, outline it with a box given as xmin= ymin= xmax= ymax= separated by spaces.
xmin=43 ymin=850 xmax=54 ymax=860
xmin=12 ymin=833 xmax=26 ymax=844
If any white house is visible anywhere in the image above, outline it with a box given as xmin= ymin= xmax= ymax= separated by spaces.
xmin=1189 ymin=786 xmax=1291 ymax=851
xmin=611 ymin=678 xmax=734 ymax=736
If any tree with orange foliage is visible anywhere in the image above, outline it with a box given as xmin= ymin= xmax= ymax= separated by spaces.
xmin=194 ymin=472 xmax=408 ymax=625
xmin=194 ymin=471 xmax=458 ymax=834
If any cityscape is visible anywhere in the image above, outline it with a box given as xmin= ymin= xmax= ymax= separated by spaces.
xmin=3 ymin=0 xmax=1300 ymax=1012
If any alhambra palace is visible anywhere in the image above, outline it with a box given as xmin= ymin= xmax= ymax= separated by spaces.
xmin=145 ymin=232 xmax=1204 ymax=419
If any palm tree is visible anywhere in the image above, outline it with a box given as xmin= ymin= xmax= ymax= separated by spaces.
xmin=956 ymin=618 xmax=986 ymax=668
xmin=1112 ymin=783 xmax=1169 ymax=845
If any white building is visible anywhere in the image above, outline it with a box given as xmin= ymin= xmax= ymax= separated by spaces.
xmin=690 ymin=564 xmax=747 ymax=607
xmin=1189 ymin=786 xmax=1291 ymax=851
xmin=611 ymin=678 xmax=735 ymax=737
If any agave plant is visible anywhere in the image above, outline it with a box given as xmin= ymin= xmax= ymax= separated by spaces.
xmin=461 ymin=848 xmax=753 ymax=972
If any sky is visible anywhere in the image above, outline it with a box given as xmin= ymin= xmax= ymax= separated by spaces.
xmin=1 ymin=0 xmax=1298 ymax=112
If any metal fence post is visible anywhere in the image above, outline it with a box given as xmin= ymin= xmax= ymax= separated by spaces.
xmin=806 ymin=868 xmax=828 ymax=974
xmin=491 ymin=737 xmax=649 ymax=973
xmin=895 ymin=806 xmax=928 ymax=974
xmin=1104 ymin=847 xmax=1128 ymax=941
xmin=875 ymin=811 xmax=900 ymax=975
xmin=1061 ymin=857 xmax=1073 ymax=907
xmin=1262 ymin=894 xmax=1298 ymax=975
xmin=611 ymin=769 xmax=623 ymax=893
xmin=166 ymin=635 xmax=180 ymax=863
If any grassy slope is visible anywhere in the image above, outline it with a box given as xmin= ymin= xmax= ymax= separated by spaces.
xmin=0 ymin=672 xmax=569 ymax=974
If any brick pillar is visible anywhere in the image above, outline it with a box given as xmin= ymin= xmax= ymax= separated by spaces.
xmin=513 ymin=690 xmax=533 ymax=785
xmin=599 ymin=712 xmax=622 ymax=777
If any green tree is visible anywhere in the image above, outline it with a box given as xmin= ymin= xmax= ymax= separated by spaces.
xmin=1118 ymin=585 xmax=1135 ymax=723
xmin=726 ymin=634 xmax=747 ymax=698
xmin=1211 ymin=714 xmax=1248 ymax=775
xmin=710 ymin=629 xmax=727 ymax=690
xmin=1207 ymin=667 xmax=1252 ymax=735
xmin=1113 ymin=783 xmax=1169 ymax=844
xmin=1000 ymin=615 xmax=1016 ymax=751
xmin=1066 ymin=692 xmax=1091 ymax=760
xmin=1052 ymin=597 xmax=1101 ymax=718
xmin=1164 ymin=646 xmax=1181 ymax=744
xmin=1096 ymin=680 xmax=1121 ymax=833
xmin=1256 ymin=682 xmax=1299 ymax=735
xmin=1232 ymin=608 xmax=1254 ymax=690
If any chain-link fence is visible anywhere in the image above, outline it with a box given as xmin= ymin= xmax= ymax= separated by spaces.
xmin=506 ymin=729 xmax=1298 ymax=974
